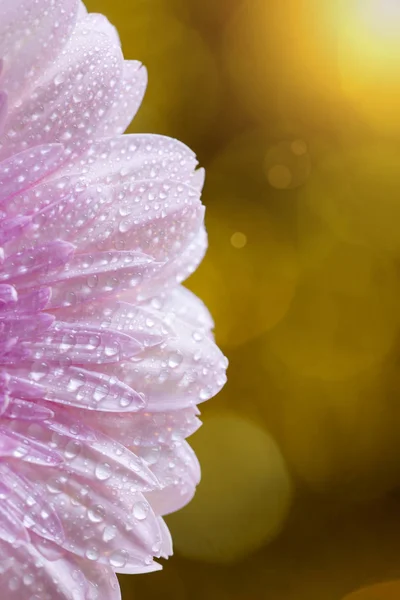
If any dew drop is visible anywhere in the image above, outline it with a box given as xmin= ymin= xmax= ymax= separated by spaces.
xmin=102 ymin=525 xmax=117 ymax=542
xmin=118 ymin=219 xmax=130 ymax=233
xmin=199 ymin=388 xmax=210 ymax=401
xmin=88 ymin=504 xmax=106 ymax=523
xmin=9 ymin=577 xmax=19 ymax=591
xmin=119 ymin=394 xmax=133 ymax=408
xmin=87 ymin=274 xmax=98 ymax=288
xmin=64 ymin=440 xmax=81 ymax=460
xmin=133 ymin=501 xmax=149 ymax=521
xmin=95 ymin=462 xmax=112 ymax=481
xmin=104 ymin=343 xmax=118 ymax=357
xmin=85 ymin=547 xmax=99 ymax=561
xmin=109 ymin=549 xmax=129 ymax=568
xmin=23 ymin=573 xmax=34 ymax=586
xmin=192 ymin=331 xmax=203 ymax=342
xmin=168 ymin=352 xmax=183 ymax=369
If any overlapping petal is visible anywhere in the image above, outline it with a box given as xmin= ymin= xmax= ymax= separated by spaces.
xmin=0 ymin=0 xmax=227 ymax=597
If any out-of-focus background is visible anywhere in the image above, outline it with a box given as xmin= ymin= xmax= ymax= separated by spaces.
xmin=86 ymin=1 xmax=400 ymax=598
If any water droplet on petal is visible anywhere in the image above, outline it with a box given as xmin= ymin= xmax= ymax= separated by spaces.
xmin=168 ymin=351 xmax=183 ymax=369
xmin=102 ymin=525 xmax=117 ymax=542
xmin=109 ymin=549 xmax=129 ymax=568
xmin=64 ymin=440 xmax=81 ymax=460
xmin=95 ymin=462 xmax=112 ymax=481
xmin=88 ymin=504 xmax=106 ymax=523
xmin=133 ymin=501 xmax=149 ymax=520
xmin=85 ymin=546 xmax=99 ymax=561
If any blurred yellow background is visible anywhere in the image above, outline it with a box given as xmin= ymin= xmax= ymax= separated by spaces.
xmin=85 ymin=1 xmax=400 ymax=598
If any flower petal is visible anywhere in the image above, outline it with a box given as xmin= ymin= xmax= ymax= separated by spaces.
xmin=95 ymin=61 xmax=147 ymax=136
xmin=12 ymin=365 xmax=146 ymax=412
xmin=0 ymin=15 xmax=124 ymax=159
xmin=23 ymin=322 xmax=144 ymax=365
xmin=0 ymin=539 xmax=122 ymax=600
xmin=1 ymin=241 xmax=75 ymax=286
xmin=0 ymin=0 xmax=79 ymax=110
xmin=0 ymin=427 xmax=62 ymax=465
xmin=141 ymin=440 xmax=201 ymax=516
xmin=75 ymin=407 xmax=201 ymax=447
xmin=0 ymin=144 xmax=64 ymax=207
xmin=0 ymin=463 xmax=64 ymax=544
xmin=103 ymin=303 xmax=227 ymax=410
xmin=45 ymin=252 xmax=162 ymax=309
xmin=143 ymin=285 xmax=215 ymax=333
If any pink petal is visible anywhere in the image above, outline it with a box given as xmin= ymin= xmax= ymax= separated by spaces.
xmin=4 ymin=398 xmax=54 ymax=421
xmin=0 ymin=283 xmax=17 ymax=306
xmin=142 ymin=285 xmax=215 ymax=333
xmin=80 ymin=12 xmax=121 ymax=47
xmin=9 ymin=412 xmax=160 ymax=489
xmin=0 ymin=91 xmax=7 ymax=137
xmin=23 ymin=466 xmax=165 ymax=573
xmin=0 ymin=144 xmax=64 ymax=207
xmin=141 ymin=440 xmax=201 ymax=515
xmin=150 ymin=223 xmax=208 ymax=291
xmin=0 ymin=214 xmax=31 ymax=245
xmin=0 ymin=0 xmax=79 ymax=111
xmin=95 ymin=62 xmax=148 ymax=136
xmin=24 ymin=179 xmax=203 ymax=264
xmin=55 ymin=299 xmax=171 ymax=349
xmin=8 ymin=374 xmax=47 ymax=400
xmin=0 ymin=15 xmax=124 ymax=159
xmin=14 ymin=365 xmax=146 ymax=412
xmin=45 ymin=252 xmax=162 ymax=309
xmin=104 ymin=302 xmax=227 ymax=410
xmin=76 ymin=407 xmax=201 ymax=447
xmin=1 ymin=241 xmax=75 ymax=286
xmin=0 ymin=540 xmax=122 ymax=600
xmin=63 ymin=134 xmax=199 ymax=186
xmin=0 ymin=313 xmax=55 ymax=339
xmin=0 ymin=427 xmax=62 ymax=465
xmin=3 ymin=287 xmax=51 ymax=314
xmin=0 ymin=463 xmax=64 ymax=544
xmin=0 ymin=0 xmax=228 ymax=589
xmin=0 ymin=501 xmax=30 ymax=544
xmin=23 ymin=322 xmax=144 ymax=365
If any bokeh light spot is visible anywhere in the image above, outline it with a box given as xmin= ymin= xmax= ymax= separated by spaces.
xmin=299 ymin=144 xmax=400 ymax=252
xmin=355 ymin=0 xmax=400 ymax=36
xmin=267 ymin=241 xmax=400 ymax=381
xmin=263 ymin=360 xmax=400 ymax=497
xmin=167 ymin=412 xmax=292 ymax=564
xmin=291 ymin=139 xmax=308 ymax=156
xmin=265 ymin=140 xmax=311 ymax=190
xmin=267 ymin=165 xmax=292 ymax=189
xmin=230 ymin=231 xmax=247 ymax=249
xmin=188 ymin=130 xmax=300 ymax=349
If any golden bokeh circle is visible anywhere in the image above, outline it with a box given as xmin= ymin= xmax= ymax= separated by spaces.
xmin=298 ymin=143 xmax=400 ymax=254
xmin=167 ymin=412 xmax=292 ymax=564
xmin=265 ymin=140 xmax=311 ymax=190
xmin=268 ymin=252 xmax=400 ymax=382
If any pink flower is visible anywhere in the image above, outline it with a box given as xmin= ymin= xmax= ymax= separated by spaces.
xmin=0 ymin=1 xmax=227 ymax=597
